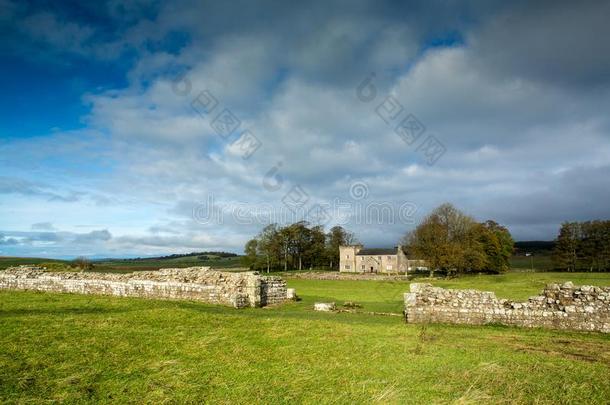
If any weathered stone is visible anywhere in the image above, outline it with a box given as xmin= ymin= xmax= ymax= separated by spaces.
xmin=0 ymin=266 xmax=293 ymax=308
xmin=286 ymin=288 xmax=297 ymax=300
xmin=404 ymin=282 xmax=610 ymax=333
xmin=314 ymin=302 xmax=336 ymax=312
xmin=404 ymin=292 xmax=417 ymax=307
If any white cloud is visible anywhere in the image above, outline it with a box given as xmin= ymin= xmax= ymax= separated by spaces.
xmin=3 ymin=0 xmax=610 ymax=257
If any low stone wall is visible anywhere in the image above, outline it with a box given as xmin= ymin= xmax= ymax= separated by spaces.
xmin=0 ymin=266 xmax=291 ymax=308
xmin=404 ymin=282 xmax=610 ymax=333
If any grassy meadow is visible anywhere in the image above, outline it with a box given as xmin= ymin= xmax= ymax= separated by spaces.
xmin=285 ymin=271 xmax=610 ymax=313
xmin=1 ymin=271 xmax=610 ymax=403
xmin=509 ymin=254 xmax=554 ymax=271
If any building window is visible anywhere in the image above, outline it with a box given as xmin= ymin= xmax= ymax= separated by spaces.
xmin=386 ymin=265 xmax=393 ymax=270
xmin=346 ymin=254 xmax=350 ymax=259
xmin=378 ymin=256 xmax=381 ymax=260
xmin=361 ymin=265 xmax=365 ymax=270
xmin=345 ymin=264 xmax=350 ymax=270
xmin=387 ymin=256 xmax=392 ymax=260
xmin=360 ymin=257 xmax=364 ymax=261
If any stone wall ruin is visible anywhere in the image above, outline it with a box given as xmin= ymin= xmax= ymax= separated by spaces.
xmin=0 ymin=266 xmax=292 ymax=308
xmin=404 ymin=282 xmax=610 ymax=333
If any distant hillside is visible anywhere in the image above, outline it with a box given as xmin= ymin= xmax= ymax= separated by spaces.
xmin=0 ymin=257 xmax=67 ymax=270
xmin=94 ymin=254 xmax=244 ymax=273
xmin=0 ymin=253 xmax=244 ymax=274
xmin=112 ymin=251 xmax=239 ymax=261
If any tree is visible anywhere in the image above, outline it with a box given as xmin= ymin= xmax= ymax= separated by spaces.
xmin=72 ymin=256 xmax=93 ymax=271
xmin=552 ymin=220 xmax=610 ymax=272
xmin=278 ymin=226 xmax=292 ymax=271
xmin=325 ymin=226 xmax=356 ymax=270
xmin=461 ymin=223 xmax=488 ymax=272
xmin=306 ymin=225 xmax=327 ymax=269
xmin=242 ymin=223 xmax=356 ymax=271
xmin=241 ymin=239 xmax=260 ymax=269
xmin=405 ymin=203 xmax=477 ymax=276
xmin=404 ymin=203 xmax=514 ymax=275
xmin=553 ymin=222 xmax=580 ymax=271
xmin=582 ymin=221 xmax=609 ymax=271
xmin=404 ymin=217 xmax=449 ymax=277
xmin=481 ymin=220 xmax=514 ymax=272
xmin=288 ymin=221 xmax=311 ymax=270
xmin=257 ymin=224 xmax=282 ymax=273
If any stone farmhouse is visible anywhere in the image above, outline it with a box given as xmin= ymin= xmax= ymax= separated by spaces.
xmin=339 ymin=245 xmax=426 ymax=274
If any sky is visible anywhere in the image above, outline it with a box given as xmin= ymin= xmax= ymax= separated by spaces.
xmin=1 ymin=0 xmax=610 ymax=259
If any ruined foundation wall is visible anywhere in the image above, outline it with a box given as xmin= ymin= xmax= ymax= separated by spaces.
xmin=260 ymin=277 xmax=289 ymax=306
xmin=404 ymin=282 xmax=610 ymax=333
xmin=0 ymin=266 xmax=290 ymax=308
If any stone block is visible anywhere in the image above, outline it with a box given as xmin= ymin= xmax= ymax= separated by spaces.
xmin=314 ymin=302 xmax=336 ymax=312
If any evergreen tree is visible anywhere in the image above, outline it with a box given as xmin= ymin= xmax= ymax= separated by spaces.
xmin=552 ymin=222 xmax=580 ymax=271
xmin=552 ymin=220 xmax=610 ymax=272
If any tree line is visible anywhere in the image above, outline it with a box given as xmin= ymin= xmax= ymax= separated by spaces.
xmin=403 ymin=203 xmax=514 ymax=276
xmin=243 ymin=204 xmax=610 ymax=275
xmin=242 ymin=223 xmax=355 ymax=272
xmin=552 ymin=221 xmax=610 ymax=271
xmin=243 ymin=203 xmax=514 ymax=275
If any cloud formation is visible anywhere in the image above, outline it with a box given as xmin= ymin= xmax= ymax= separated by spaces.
xmin=1 ymin=0 xmax=609 ymax=258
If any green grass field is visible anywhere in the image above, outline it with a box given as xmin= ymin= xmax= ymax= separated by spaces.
xmin=1 ymin=271 xmax=609 ymax=403
xmin=509 ymin=254 xmax=554 ymax=271
xmin=285 ymin=272 xmax=610 ymax=313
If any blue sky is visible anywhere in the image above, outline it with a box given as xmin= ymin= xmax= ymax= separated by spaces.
xmin=1 ymin=0 xmax=610 ymax=258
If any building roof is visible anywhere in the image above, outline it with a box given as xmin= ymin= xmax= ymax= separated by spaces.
xmin=356 ymin=248 xmax=397 ymax=256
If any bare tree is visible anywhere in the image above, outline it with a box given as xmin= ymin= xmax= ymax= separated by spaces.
xmin=72 ymin=256 xmax=93 ymax=271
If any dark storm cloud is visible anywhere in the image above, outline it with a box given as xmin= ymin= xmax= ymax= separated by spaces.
xmin=470 ymin=0 xmax=610 ymax=89
xmin=478 ymin=165 xmax=610 ymax=227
